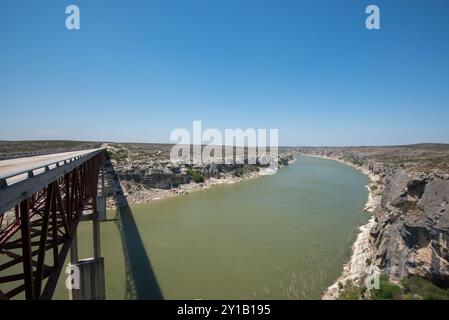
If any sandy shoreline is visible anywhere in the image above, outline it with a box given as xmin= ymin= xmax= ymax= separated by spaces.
xmin=303 ymin=155 xmax=381 ymax=300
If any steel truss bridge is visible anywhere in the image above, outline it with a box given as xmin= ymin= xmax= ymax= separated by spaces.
xmin=0 ymin=148 xmax=107 ymax=300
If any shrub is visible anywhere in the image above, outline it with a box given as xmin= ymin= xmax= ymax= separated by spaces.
xmin=108 ymin=148 xmax=127 ymax=162
xmin=339 ymin=274 xmax=449 ymax=300
xmin=234 ymin=167 xmax=245 ymax=177
xmin=339 ymin=286 xmax=362 ymax=300
xmin=401 ymin=276 xmax=449 ymax=300
xmin=401 ymin=201 xmax=423 ymax=214
xmin=187 ymin=168 xmax=204 ymax=183
xmin=234 ymin=165 xmax=259 ymax=177
xmin=370 ymin=275 xmax=401 ymax=300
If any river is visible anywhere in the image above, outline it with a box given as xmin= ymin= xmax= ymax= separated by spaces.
xmin=53 ymin=156 xmax=369 ymax=299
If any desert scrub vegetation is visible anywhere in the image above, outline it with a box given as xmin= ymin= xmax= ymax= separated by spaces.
xmin=338 ymin=275 xmax=449 ymax=300
xmin=108 ymin=147 xmax=128 ymax=162
xmin=369 ymin=182 xmax=383 ymax=196
xmin=0 ymin=140 xmax=102 ymax=155
xmin=370 ymin=275 xmax=402 ymax=300
xmin=337 ymin=275 xmax=401 ymax=300
xmin=400 ymin=276 xmax=449 ymax=300
xmin=365 ymin=258 xmax=372 ymax=267
xmin=400 ymin=200 xmax=424 ymax=215
xmin=187 ymin=168 xmax=204 ymax=183
xmin=343 ymin=156 xmax=364 ymax=166
xmin=338 ymin=284 xmax=365 ymax=300
xmin=233 ymin=165 xmax=259 ymax=177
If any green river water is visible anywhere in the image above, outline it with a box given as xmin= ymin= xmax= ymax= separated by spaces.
xmin=50 ymin=156 xmax=369 ymax=299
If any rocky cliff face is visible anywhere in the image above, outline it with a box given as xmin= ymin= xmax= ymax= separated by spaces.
xmin=114 ymin=159 xmax=292 ymax=190
xmin=295 ymin=146 xmax=449 ymax=289
xmin=119 ymin=164 xmax=175 ymax=189
xmin=372 ymin=171 xmax=449 ymax=286
xmin=105 ymin=143 xmax=294 ymax=207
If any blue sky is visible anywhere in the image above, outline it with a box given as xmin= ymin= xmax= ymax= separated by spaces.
xmin=1 ymin=0 xmax=448 ymax=146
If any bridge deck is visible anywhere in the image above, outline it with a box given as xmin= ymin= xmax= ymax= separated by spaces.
xmin=0 ymin=148 xmax=105 ymax=215
xmin=0 ymin=149 xmax=102 ymax=185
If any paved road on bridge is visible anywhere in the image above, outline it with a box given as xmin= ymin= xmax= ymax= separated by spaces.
xmin=0 ymin=148 xmax=102 ymax=186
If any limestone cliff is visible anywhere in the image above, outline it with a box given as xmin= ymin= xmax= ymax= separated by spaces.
xmin=105 ymin=143 xmax=294 ymax=207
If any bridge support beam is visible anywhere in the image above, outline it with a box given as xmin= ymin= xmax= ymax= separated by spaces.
xmin=20 ymin=199 xmax=35 ymax=300
xmin=69 ymin=158 xmax=106 ymax=300
xmin=68 ymin=232 xmax=79 ymax=300
xmin=93 ymin=214 xmax=101 ymax=260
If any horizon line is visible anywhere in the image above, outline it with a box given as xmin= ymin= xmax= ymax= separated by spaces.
xmin=1 ymin=139 xmax=449 ymax=149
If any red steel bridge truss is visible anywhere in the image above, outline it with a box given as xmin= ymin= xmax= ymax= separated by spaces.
xmin=0 ymin=150 xmax=105 ymax=300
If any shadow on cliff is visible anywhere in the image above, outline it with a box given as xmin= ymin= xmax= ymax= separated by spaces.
xmin=105 ymin=154 xmax=164 ymax=300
